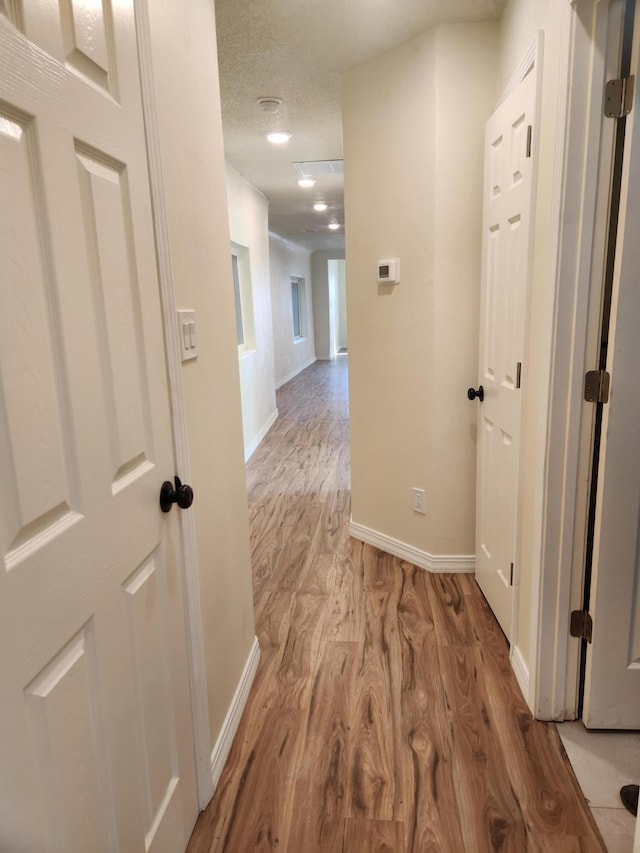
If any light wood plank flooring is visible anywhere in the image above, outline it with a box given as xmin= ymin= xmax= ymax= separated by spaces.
xmin=187 ymin=358 xmax=604 ymax=853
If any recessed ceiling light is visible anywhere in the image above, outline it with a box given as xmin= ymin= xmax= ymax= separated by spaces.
xmin=298 ymin=177 xmax=316 ymax=188
xmin=313 ymin=202 xmax=328 ymax=211
xmin=266 ymin=131 xmax=292 ymax=144
xmin=328 ymin=222 xmax=341 ymax=230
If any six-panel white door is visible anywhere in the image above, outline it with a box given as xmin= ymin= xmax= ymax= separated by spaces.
xmin=582 ymin=19 xmax=640 ymax=728
xmin=0 ymin=4 xmax=198 ymax=851
xmin=475 ymin=67 xmax=537 ymax=642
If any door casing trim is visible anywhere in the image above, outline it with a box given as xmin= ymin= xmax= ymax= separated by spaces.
xmin=532 ymin=0 xmax=620 ymax=720
xmin=133 ymin=0 xmax=213 ymax=809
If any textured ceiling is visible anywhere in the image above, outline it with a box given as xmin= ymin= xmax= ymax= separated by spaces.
xmin=214 ymin=0 xmax=506 ymax=251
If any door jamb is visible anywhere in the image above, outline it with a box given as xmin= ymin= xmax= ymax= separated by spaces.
xmin=133 ymin=0 xmax=213 ymax=809
xmin=532 ymin=0 xmax=619 ymax=720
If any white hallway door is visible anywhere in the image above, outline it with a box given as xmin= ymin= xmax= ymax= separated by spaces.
xmin=582 ymin=22 xmax=640 ymax=728
xmin=474 ymin=61 xmax=538 ymax=642
xmin=0 ymin=5 xmax=198 ymax=852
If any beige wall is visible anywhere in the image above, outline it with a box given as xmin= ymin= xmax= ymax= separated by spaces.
xmin=345 ymin=5 xmax=571 ymax=685
xmin=498 ymin=0 xmax=566 ymax=669
xmin=147 ymin=1 xmax=256 ymax=753
xmin=343 ymin=22 xmax=498 ymax=556
xmin=269 ymin=234 xmax=316 ymax=387
xmin=226 ymin=164 xmax=278 ymax=459
xmin=311 ymin=249 xmax=346 ymax=360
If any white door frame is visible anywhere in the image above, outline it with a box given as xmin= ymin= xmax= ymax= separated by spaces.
xmin=531 ymin=0 xmax=621 ymax=720
xmin=133 ymin=0 xmax=213 ymax=808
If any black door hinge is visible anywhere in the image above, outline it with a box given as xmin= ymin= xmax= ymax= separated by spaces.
xmin=570 ymin=610 xmax=593 ymax=643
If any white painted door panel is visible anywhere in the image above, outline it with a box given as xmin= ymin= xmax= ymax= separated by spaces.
xmin=0 ymin=4 xmax=197 ymax=851
xmin=475 ymin=68 xmax=537 ymax=641
xmin=583 ymin=29 xmax=640 ymax=728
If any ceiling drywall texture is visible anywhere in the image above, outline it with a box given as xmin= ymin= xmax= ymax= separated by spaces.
xmin=214 ymin=0 xmax=506 ymax=251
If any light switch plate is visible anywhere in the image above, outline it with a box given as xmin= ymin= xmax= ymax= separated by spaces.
xmin=177 ymin=309 xmax=198 ymax=362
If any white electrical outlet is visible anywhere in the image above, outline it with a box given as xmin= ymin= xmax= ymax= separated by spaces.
xmin=412 ymin=488 xmax=426 ymax=514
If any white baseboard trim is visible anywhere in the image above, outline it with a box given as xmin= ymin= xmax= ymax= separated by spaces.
xmin=244 ymin=409 xmax=278 ymax=462
xmin=510 ymin=644 xmax=530 ymax=703
xmin=275 ymin=356 xmax=317 ymax=390
xmin=210 ymin=635 xmax=260 ymax=791
xmin=349 ymin=520 xmax=475 ymax=573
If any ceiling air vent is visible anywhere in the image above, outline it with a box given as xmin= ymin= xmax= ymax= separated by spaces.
xmin=293 ymin=160 xmax=344 ymax=178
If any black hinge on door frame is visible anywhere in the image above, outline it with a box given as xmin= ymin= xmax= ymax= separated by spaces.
xmin=509 ymin=562 xmax=514 ymax=586
xmin=516 ymin=362 xmax=522 ymax=389
xmin=525 ymin=125 xmax=532 ymax=158
xmin=570 ymin=610 xmax=593 ymax=643
xmin=584 ymin=369 xmax=611 ymax=403
xmin=604 ymin=76 xmax=635 ymax=118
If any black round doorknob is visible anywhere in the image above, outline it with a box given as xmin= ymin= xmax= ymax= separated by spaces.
xmin=160 ymin=476 xmax=194 ymax=513
xmin=467 ymin=385 xmax=484 ymax=402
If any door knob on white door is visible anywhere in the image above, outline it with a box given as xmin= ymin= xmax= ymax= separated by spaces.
xmin=160 ymin=476 xmax=194 ymax=512
xmin=467 ymin=386 xmax=484 ymax=402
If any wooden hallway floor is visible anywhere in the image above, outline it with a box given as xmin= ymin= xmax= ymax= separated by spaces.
xmin=187 ymin=358 xmax=604 ymax=853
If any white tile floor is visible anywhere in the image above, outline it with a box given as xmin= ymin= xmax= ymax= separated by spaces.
xmin=556 ymin=721 xmax=640 ymax=852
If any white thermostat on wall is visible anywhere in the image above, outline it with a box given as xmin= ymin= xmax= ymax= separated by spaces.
xmin=377 ymin=258 xmax=400 ymax=284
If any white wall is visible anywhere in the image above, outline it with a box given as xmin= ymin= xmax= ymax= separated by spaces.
xmin=269 ymin=233 xmax=316 ymax=387
xmin=147 ymin=0 xmax=256 ymax=756
xmin=311 ymin=249 xmax=346 ymax=360
xmin=343 ymin=22 xmax=498 ymax=559
xmin=226 ymin=163 xmax=278 ymax=459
